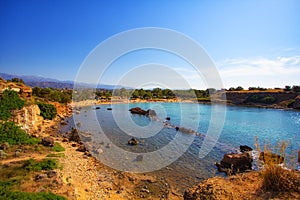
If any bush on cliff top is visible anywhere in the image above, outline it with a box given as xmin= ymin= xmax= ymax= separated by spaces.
xmin=0 ymin=90 xmax=25 ymax=121
xmin=37 ymin=102 xmax=57 ymax=120
xmin=0 ymin=122 xmax=39 ymax=145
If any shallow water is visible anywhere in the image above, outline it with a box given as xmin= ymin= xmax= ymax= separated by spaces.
xmin=72 ymin=103 xmax=300 ymax=192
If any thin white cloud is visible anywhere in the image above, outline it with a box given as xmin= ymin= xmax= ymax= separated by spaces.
xmin=217 ymin=55 xmax=300 ymax=88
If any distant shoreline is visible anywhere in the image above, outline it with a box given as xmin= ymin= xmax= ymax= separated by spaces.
xmin=70 ymin=98 xmax=300 ymax=112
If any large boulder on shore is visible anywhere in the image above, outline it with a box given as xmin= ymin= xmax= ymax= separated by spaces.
xmin=240 ymin=145 xmax=253 ymax=152
xmin=216 ymin=153 xmax=252 ymax=175
xmin=41 ymin=137 xmax=54 ymax=147
xmin=68 ymin=128 xmax=81 ymax=143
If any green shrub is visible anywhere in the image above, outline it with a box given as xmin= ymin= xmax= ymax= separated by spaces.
xmin=246 ymin=94 xmax=276 ymax=104
xmin=261 ymin=96 xmax=276 ymax=104
xmin=52 ymin=142 xmax=65 ymax=152
xmin=46 ymin=153 xmax=65 ymax=158
xmin=0 ymin=122 xmax=40 ymax=145
xmin=0 ymin=90 xmax=25 ymax=120
xmin=23 ymin=159 xmax=59 ymax=171
xmin=33 ymin=87 xmax=72 ymax=104
xmin=0 ymin=180 xmax=66 ymax=200
xmin=37 ymin=103 xmax=57 ymax=120
xmin=0 ymin=191 xmax=66 ymax=200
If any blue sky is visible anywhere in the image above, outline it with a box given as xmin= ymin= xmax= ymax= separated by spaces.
xmin=0 ymin=0 xmax=299 ymax=89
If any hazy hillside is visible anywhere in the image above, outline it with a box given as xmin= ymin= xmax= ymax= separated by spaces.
xmin=0 ymin=73 xmax=126 ymax=89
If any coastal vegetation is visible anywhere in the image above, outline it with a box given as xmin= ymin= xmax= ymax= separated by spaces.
xmin=37 ymin=102 xmax=57 ymax=120
xmin=32 ymin=87 xmax=72 ymax=104
xmin=0 ymin=122 xmax=39 ymax=145
xmin=23 ymin=158 xmax=59 ymax=172
xmin=0 ymin=90 xmax=25 ymax=121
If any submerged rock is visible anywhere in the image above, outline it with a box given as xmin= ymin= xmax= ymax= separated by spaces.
xmin=216 ymin=153 xmax=252 ymax=175
xmin=128 ymin=138 xmax=139 ymax=146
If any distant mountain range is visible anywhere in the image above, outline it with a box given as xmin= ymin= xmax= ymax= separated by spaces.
xmin=0 ymin=73 xmax=128 ymax=89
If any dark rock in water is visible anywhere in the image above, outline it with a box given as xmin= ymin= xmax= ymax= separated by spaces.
xmin=76 ymin=144 xmax=86 ymax=152
xmin=147 ymin=109 xmax=156 ymax=118
xmin=95 ymin=107 xmax=101 ymax=110
xmin=41 ymin=137 xmax=54 ymax=147
xmin=166 ymin=117 xmax=171 ymax=120
xmin=69 ymin=128 xmax=81 ymax=143
xmin=216 ymin=153 xmax=252 ymax=175
xmin=240 ymin=145 xmax=253 ymax=152
xmin=107 ymin=108 xmax=112 ymax=110
xmin=178 ymin=127 xmax=195 ymax=134
xmin=129 ymin=107 xmax=156 ymax=118
xmin=175 ymin=127 xmax=179 ymax=131
xmin=298 ymin=150 xmax=300 ymax=163
xmin=129 ymin=107 xmax=148 ymax=115
xmin=259 ymin=152 xmax=284 ymax=164
xmin=128 ymin=138 xmax=139 ymax=145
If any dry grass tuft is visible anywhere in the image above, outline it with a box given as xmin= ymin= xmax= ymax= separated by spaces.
xmin=261 ymin=164 xmax=300 ymax=193
xmin=255 ymin=137 xmax=300 ymax=194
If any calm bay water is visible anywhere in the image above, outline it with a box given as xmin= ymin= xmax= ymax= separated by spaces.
xmin=74 ymin=103 xmax=300 ymax=191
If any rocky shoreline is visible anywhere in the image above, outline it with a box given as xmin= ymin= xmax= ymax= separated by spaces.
xmin=1 ymin=80 xmax=299 ymax=199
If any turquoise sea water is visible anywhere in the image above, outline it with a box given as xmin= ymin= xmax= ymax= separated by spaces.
xmin=74 ymin=103 xmax=300 ymax=191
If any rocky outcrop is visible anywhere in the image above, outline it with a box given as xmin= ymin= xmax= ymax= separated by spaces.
xmin=129 ymin=107 xmax=157 ymax=118
xmin=292 ymin=95 xmax=300 ymax=109
xmin=226 ymin=91 xmax=298 ymax=105
xmin=216 ymin=153 xmax=252 ymax=175
xmin=184 ymin=178 xmax=233 ymax=200
xmin=12 ymin=104 xmax=44 ymax=135
xmin=68 ymin=128 xmax=81 ymax=143
xmin=240 ymin=145 xmax=253 ymax=152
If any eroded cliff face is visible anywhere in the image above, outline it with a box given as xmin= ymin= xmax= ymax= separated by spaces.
xmin=12 ymin=104 xmax=44 ymax=135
